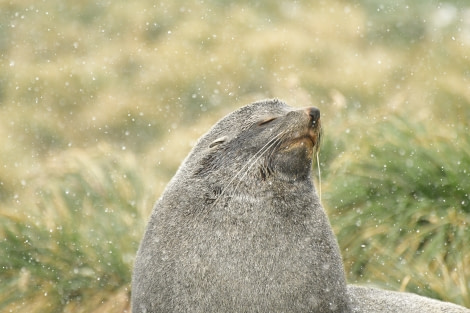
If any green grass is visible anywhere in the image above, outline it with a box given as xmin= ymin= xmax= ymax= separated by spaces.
xmin=323 ymin=113 xmax=470 ymax=306
xmin=0 ymin=146 xmax=150 ymax=312
xmin=1 ymin=0 xmax=469 ymax=311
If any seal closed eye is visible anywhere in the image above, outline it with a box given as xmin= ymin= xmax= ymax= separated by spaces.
xmin=132 ymin=99 xmax=351 ymax=313
xmin=258 ymin=117 xmax=277 ymax=125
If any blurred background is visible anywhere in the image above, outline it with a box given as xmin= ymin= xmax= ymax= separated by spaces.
xmin=1 ymin=0 xmax=469 ymax=312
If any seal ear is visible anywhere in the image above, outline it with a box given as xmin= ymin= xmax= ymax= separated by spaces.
xmin=209 ymin=136 xmax=228 ymax=148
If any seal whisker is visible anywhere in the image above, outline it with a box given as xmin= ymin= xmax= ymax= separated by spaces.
xmin=260 ymin=131 xmax=286 ymax=178
xmin=268 ymin=130 xmax=287 ymax=161
xmin=231 ymin=133 xmax=288 ymax=215
xmin=316 ymin=150 xmax=321 ymax=202
xmin=227 ymin=135 xmax=284 ymax=204
xmin=212 ymin=130 xmax=287 ymax=208
xmin=226 ymin=128 xmax=292 ymax=204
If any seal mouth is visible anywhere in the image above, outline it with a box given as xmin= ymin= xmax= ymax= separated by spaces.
xmin=282 ymin=118 xmax=321 ymax=152
xmin=307 ymin=118 xmax=321 ymax=147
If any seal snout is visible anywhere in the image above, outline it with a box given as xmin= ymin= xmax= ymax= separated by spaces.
xmin=301 ymin=107 xmax=321 ymax=149
xmin=304 ymin=107 xmax=320 ymax=123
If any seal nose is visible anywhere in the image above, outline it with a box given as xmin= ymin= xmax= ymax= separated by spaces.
xmin=304 ymin=107 xmax=320 ymax=122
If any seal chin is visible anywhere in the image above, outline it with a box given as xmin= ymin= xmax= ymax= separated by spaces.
xmin=274 ymin=142 xmax=314 ymax=180
xmin=276 ymin=118 xmax=321 ymax=179
xmin=288 ymin=136 xmax=315 ymax=153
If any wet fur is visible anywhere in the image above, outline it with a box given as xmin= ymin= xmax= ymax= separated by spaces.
xmin=132 ymin=99 xmax=350 ymax=312
xmin=132 ymin=99 xmax=469 ymax=313
xmin=348 ymin=285 xmax=469 ymax=312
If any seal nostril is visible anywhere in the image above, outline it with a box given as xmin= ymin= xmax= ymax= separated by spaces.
xmin=304 ymin=107 xmax=320 ymax=122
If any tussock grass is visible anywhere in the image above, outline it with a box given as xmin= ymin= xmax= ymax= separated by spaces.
xmin=324 ymin=113 xmax=470 ymax=306
xmin=0 ymin=145 xmax=151 ymax=312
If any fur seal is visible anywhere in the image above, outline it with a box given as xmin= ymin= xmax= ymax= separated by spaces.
xmin=132 ymin=99 xmax=470 ymax=313
xmin=132 ymin=99 xmax=351 ymax=312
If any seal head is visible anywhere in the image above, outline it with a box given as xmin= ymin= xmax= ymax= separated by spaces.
xmin=132 ymin=99 xmax=350 ymax=313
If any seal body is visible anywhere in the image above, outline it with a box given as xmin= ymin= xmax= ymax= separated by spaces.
xmin=132 ymin=99 xmax=351 ymax=312
xmin=348 ymin=285 xmax=470 ymax=313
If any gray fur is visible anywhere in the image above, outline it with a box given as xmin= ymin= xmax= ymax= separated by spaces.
xmin=132 ymin=99 xmax=350 ymax=312
xmin=348 ymin=285 xmax=470 ymax=312
xmin=132 ymin=99 xmax=469 ymax=313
